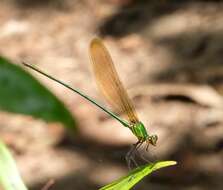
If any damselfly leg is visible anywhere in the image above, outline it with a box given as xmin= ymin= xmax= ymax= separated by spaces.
xmin=125 ymin=141 xmax=157 ymax=169
xmin=125 ymin=140 xmax=143 ymax=169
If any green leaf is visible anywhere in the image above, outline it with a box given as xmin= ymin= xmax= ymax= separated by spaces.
xmin=99 ymin=161 xmax=177 ymax=190
xmin=0 ymin=139 xmax=28 ymax=190
xmin=0 ymin=56 xmax=75 ymax=130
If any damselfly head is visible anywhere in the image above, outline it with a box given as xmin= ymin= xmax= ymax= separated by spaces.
xmin=148 ymin=134 xmax=158 ymax=146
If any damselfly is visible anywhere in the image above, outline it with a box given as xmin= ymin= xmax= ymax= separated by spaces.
xmin=23 ymin=38 xmax=158 ymax=167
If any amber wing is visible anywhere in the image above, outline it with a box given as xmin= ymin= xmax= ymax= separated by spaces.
xmin=89 ymin=38 xmax=139 ymax=123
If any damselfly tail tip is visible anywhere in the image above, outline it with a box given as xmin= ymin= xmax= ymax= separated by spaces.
xmin=22 ymin=62 xmax=36 ymax=71
xmin=22 ymin=61 xmax=29 ymax=67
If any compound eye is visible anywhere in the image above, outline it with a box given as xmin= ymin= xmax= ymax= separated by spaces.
xmin=151 ymin=135 xmax=158 ymax=145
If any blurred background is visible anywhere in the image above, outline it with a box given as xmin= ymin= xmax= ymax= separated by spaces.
xmin=0 ymin=0 xmax=223 ymax=189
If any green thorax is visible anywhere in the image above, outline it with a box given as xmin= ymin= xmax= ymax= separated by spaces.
xmin=130 ymin=121 xmax=149 ymax=141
